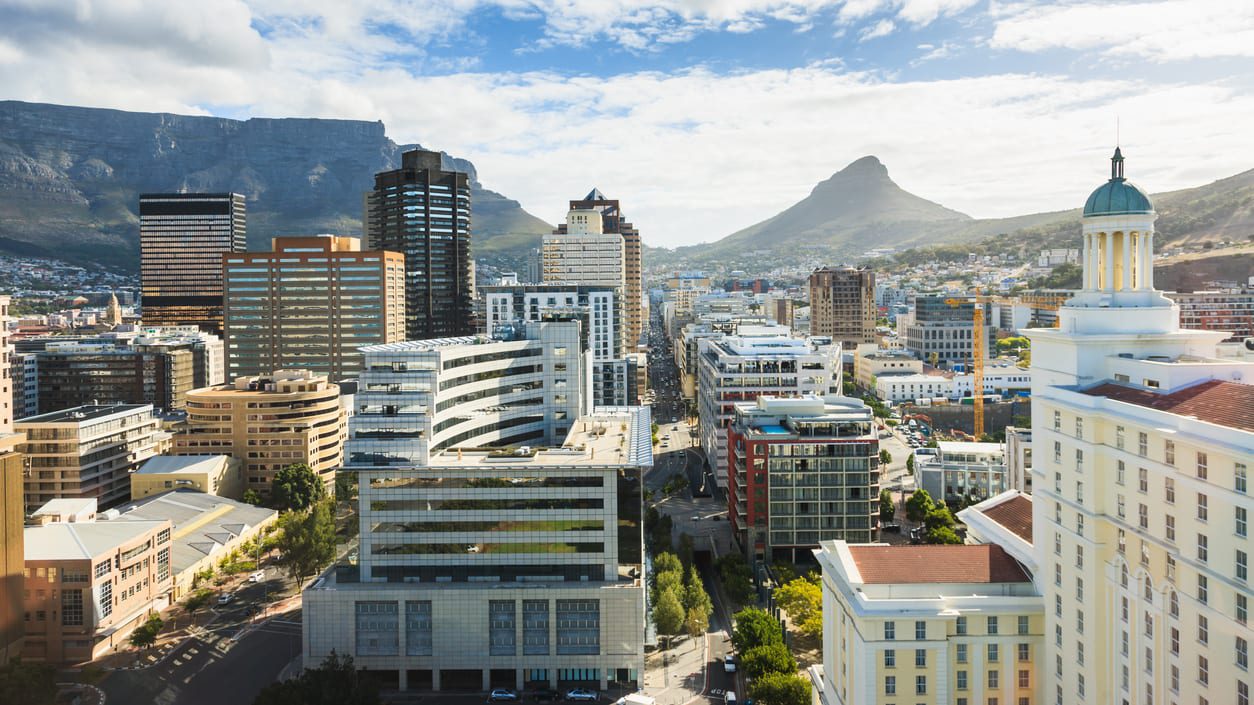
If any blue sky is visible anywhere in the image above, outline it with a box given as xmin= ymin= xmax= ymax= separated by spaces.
xmin=2 ymin=0 xmax=1254 ymax=247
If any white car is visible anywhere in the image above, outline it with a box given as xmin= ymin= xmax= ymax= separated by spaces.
xmin=566 ymin=688 xmax=598 ymax=702
xmin=248 ymin=570 xmax=265 ymax=583
xmin=217 ymin=592 xmax=235 ymax=605
xmin=723 ymin=654 xmax=736 ymax=673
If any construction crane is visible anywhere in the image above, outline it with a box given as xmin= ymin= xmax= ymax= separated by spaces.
xmin=945 ymin=295 xmax=989 ymax=438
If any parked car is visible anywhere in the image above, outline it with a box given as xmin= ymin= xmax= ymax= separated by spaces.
xmin=723 ymin=654 xmax=737 ymax=673
xmin=489 ymin=688 xmax=519 ymax=701
xmin=248 ymin=570 xmax=265 ymax=583
xmin=217 ymin=592 xmax=235 ymax=605
xmin=530 ymin=689 xmax=559 ymax=701
xmin=566 ymin=688 xmax=598 ymax=701
xmin=881 ymin=523 xmax=901 ymax=534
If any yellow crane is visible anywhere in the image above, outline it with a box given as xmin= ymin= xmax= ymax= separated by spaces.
xmin=945 ymin=295 xmax=989 ymax=438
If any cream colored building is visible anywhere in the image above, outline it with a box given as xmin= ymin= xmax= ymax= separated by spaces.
xmin=542 ymin=209 xmax=629 ymax=356
xmin=852 ymin=344 xmax=922 ymax=389
xmin=172 ymin=370 xmax=345 ymax=496
xmin=812 ymin=539 xmax=1044 ymax=705
xmin=130 ymin=455 xmax=244 ymax=500
xmin=1023 ymin=149 xmax=1254 ymax=705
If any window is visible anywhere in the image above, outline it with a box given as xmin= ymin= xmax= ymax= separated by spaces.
xmin=1168 ymin=555 xmax=1177 ymax=581
xmin=916 ymin=675 xmax=927 ymax=695
xmin=1053 ymin=411 xmax=1060 ymax=431
xmin=98 ymin=581 xmax=112 ymax=619
xmin=1054 ymin=503 xmax=1062 ymax=524
xmin=956 ymin=670 xmax=968 ymax=690
xmin=987 ymin=616 xmax=999 ymax=635
xmin=1239 ymin=636 xmax=1249 ymax=670
xmin=1139 ymin=467 xmax=1148 ymax=492
xmin=1054 ymin=472 xmax=1061 ymax=493
xmin=988 ymin=670 xmax=999 ymax=688
xmin=1078 ymin=673 xmax=1086 ymax=698
xmin=1116 ymin=425 xmax=1125 ymax=449
xmin=884 ymin=649 xmax=896 ymax=668
xmin=61 ymin=589 xmax=83 ymax=626
xmin=1054 ymin=532 xmax=1061 ymax=555
xmin=957 ymin=643 xmax=968 ymax=663
xmin=1200 ymin=655 xmax=1209 ymax=685
xmin=884 ymin=621 xmax=896 ymax=640
xmin=1075 ymin=448 xmax=1083 ymax=471
xmin=1240 ymin=550 xmax=1249 ymax=583
xmin=1239 ymin=594 xmax=1249 ymax=625
xmin=1199 ymin=614 xmax=1209 ymax=645
xmin=1171 ymin=664 xmax=1180 ymax=693
xmin=1166 ymin=515 xmax=1176 ymax=541
xmin=1123 ymin=597 xmax=1130 ymax=623
xmin=1171 ymin=627 xmax=1179 ymax=655
xmin=1238 ymin=463 xmax=1248 ymax=494
xmin=1117 ymin=460 xmax=1127 ymax=485
xmin=916 ymin=620 xmax=926 ymax=639
xmin=1139 ymin=504 xmax=1149 ymax=529
xmin=1119 ymin=528 xmax=1127 ymax=553
xmin=407 ymin=601 xmax=434 ymax=656
xmin=1075 ymin=418 xmax=1083 ymax=439
xmin=1138 ymin=432 xmax=1148 ymax=456
xmin=1240 ymin=680 xmax=1249 ymax=705
xmin=1076 ymin=577 xmax=1084 ymax=601
xmin=1018 ymin=670 xmax=1030 ymax=688
xmin=1055 ymin=564 xmax=1062 ymax=587
xmin=1018 ymin=615 xmax=1029 ymax=635
xmin=1198 ymin=534 xmax=1209 ymax=563
xmin=1055 ymin=595 xmax=1062 ymax=617
xmin=1165 ymin=440 xmax=1175 ymax=466
xmin=1166 ymin=477 xmax=1175 ymax=504
xmin=1118 ymin=494 xmax=1127 ymax=518
xmin=1018 ymin=643 xmax=1030 ymax=661
xmin=1199 ymin=575 xmax=1209 ymax=604
xmin=884 ymin=676 xmax=896 ymax=695
xmin=988 ymin=643 xmax=999 ymax=663
xmin=1077 ymin=641 xmax=1085 ymax=665
xmin=1198 ymin=493 xmax=1209 ymax=521
xmin=1197 ymin=452 xmax=1208 ymax=480
xmin=915 ymin=649 xmax=927 ymax=667
xmin=1055 ymin=625 xmax=1062 ymax=647
xmin=355 ymin=601 xmax=399 ymax=656
xmin=1076 ymin=544 xmax=1084 ymax=569
xmin=1077 ymin=513 xmax=1085 ymax=535
xmin=957 ymin=616 xmax=967 ymax=635
xmin=1077 ymin=609 xmax=1084 ymax=634
xmin=1076 ymin=480 xmax=1083 ymax=504
xmin=1238 ymin=506 xmax=1248 ymax=538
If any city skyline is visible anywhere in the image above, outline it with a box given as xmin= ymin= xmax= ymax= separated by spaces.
xmin=1 ymin=2 xmax=1253 ymax=247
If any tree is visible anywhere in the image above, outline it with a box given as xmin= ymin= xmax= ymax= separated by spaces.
xmin=270 ymin=463 xmax=327 ymax=512
xmin=683 ymin=566 xmax=713 ymax=620
xmin=652 ymin=589 xmax=685 ymax=648
xmin=879 ymin=489 xmax=895 ymax=523
xmin=653 ymin=552 xmax=682 ymax=577
xmin=927 ymin=525 xmax=963 ymax=545
xmin=923 ymin=505 xmax=955 ymax=532
xmin=716 ymin=553 xmax=755 ymax=604
xmin=685 ymin=606 xmax=709 ymax=638
xmin=731 ymin=607 xmax=783 ymax=653
xmin=333 ymin=472 xmax=357 ymax=504
xmin=906 ymin=453 xmax=915 ymax=474
xmin=242 ymin=489 xmax=262 ymax=506
xmin=276 ymin=499 xmax=336 ymax=585
xmin=905 ymin=488 xmax=935 ymax=524
xmin=879 ymin=449 xmax=892 ymax=465
xmin=656 ymin=569 xmax=683 ymax=600
xmin=0 ymin=659 xmax=57 ymax=705
xmin=129 ymin=614 xmax=163 ymax=650
xmin=748 ymin=672 xmax=810 ymax=705
xmin=677 ymin=532 xmax=695 ymax=568
xmin=252 ymin=652 xmax=379 ymax=705
xmin=774 ymin=577 xmax=822 ymax=638
xmin=741 ymin=643 xmax=798 ymax=680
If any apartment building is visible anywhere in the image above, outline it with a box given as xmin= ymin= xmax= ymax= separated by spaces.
xmin=812 ymin=540 xmax=1044 ymax=705
xmin=1166 ymin=289 xmax=1254 ymax=342
xmin=1023 ymin=149 xmax=1254 ymax=705
xmin=903 ymin=295 xmax=993 ymax=367
xmin=915 ymin=441 xmax=1008 ymax=506
xmin=0 ymin=430 xmax=23 ymax=663
xmin=852 ymin=345 xmax=922 ymax=389
xmin=139 ymin=193 xmax=246 ymax=335
xmin=809 ymin=266 xmax=876 ymax=348
xmin=561 ymin=190 xmax=644 ymax=351
xmin=304 ymin=407 xmax=650 ymax=694
xmin=224 ymin=235 xmax=406 ymax=381
xmin=344 ymin=321 xmax=587 ymax=470
xmin=171 ymin=370 xmax=345 ymax=496
xmin=22 ymin=498 xmax=174 ymax=663
xmin=366 ymin=149 xmax=474 ymax=340
xmin=727 ymin=395 xmax=879 ymax=562
xmin=697 ymin=332 xmax=841 ymax=484
xmin=18 ymin=405 xmax=167 ymax=511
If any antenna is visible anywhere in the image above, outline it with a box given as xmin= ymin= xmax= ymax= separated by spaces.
xmin=1116 ymin=115 xmax=1120 ymax=147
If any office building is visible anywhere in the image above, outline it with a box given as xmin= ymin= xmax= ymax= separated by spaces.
xmin=18 ymin=405 xmax=167 ymax=511
xmin=366 ymin=150 xmax=474 ymax=340
xmin=727 ymin=395 xmax=879 ymax=562
xmin=224 ymin=235 xmax=406 ymax=381
xmin=344 ymin=321 xmax=587 ymax=470
xmin=697 ymin=332 xmax=842 ymax=484
xmin=139 ymin=193 xmax=246 ymax=335
xmin=172 ymin=370 xmax=345 ymax=497
xmin=304 ymin=407 xmax=650 ymax=693
xmin=903 ymin=295 xmax=993 ymax=367
xmin=812 ymin=538 xmax=1043 ymax=705
xmin=809 ymin=266 xmax=876 ymax=348
xmin=1023 ymin=149 xmax=1254 ymax=705
xmin=12 ymin=351 xmax=38 ymax=420
xmin=852 ymin=345 xmax=922 ymax=390
xmin=130 ymin=455 xmax=244 ymax=500
xmin=0 ymin=431 xmax=23 ymax=663
xmin=915 ymin=441 xmax=1008 ymax=505
xmin=1166 ymin=289 xmax=1254 ymax=342
xmin=22 ymin=498 xmax=173 ymax=663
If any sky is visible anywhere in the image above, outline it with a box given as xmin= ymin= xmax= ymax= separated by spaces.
xmin=2 ymin=0 xmax=1253 ymax=249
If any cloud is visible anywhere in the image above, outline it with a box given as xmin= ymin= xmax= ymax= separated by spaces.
xmin=860 ymin=18 xmax=896 ymax=40
xmin=991 ymin=0 xmax=1254 ymax=61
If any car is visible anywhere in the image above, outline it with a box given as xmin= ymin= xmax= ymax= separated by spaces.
xmin=565 ymin=688 xmax=598 ymax=701
xmin=530 ymin=688 xmax=559 ymax=701
xmin=248 ymin=570 xmax=265 ymax=583
xmin=691 ymin=515 xmax=701 ymax=521
xmin=489 ymin=688 xmax=519 ymax=701
xmin=466 ymin=545 xmax=481 ymax=553
xmin=723 ymin=654 xmax=737 ymax=673
xmin=217 ymin=592 xmax=235 ymax=605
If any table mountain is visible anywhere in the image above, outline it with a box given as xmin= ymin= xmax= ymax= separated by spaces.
xmin=0 ymin=100 xmax=551 ymax=270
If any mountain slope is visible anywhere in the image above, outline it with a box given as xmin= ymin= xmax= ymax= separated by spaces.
xmin=0 ymin=101 xmax=552 ymax=269
xmin=692 ymin=156 xmax=970 ymax=259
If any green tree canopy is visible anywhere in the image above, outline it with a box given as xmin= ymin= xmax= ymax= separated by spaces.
xmin=774 ymin=576 xmax=822 ymax=638
xmin=717 ymin=553 xmax=755 ymax=604
xmin=923 ymin=505 xmax=955 ymax=531
xmin=905 ymin=488 xmax=935 ymax=523
xmin=927 ymin=525 xmax=964 ymax=544
xmin=748 ymin=672 xmax=811 ymax=705
xmin=270 ymin=463 xmax=327 ymax=512
xmin=0 ymin=659 xmax=57 ymax=705
xmin=685 ymin=606 xmax=709 ymax=638
xmin=741 ymin=643 xmax=797 ymax=680
xmin=731 ymin=607 xmax=783 ymax=653
xmin=652 ymin=589 xmax=685 ymax=646
xmin=276 ymin=499 xmax=336 ymax=585
xmin=252 ymin=652 xmax=379 ymax=705
xmin=878 ymin=449 xmax=892 ymax=465
xmin=879 ymin=489 xmax=895 ymax=522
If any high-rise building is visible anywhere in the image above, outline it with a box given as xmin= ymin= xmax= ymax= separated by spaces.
xmin=17 ymin=404 xmax=167 ymax=511
xmin=140 ymin=193 xmax=246 ymax=334
xmin=550 ymin=190 xmax=645 ymax=352
xmin=0 ymin=294 xmax=22 ymax=661
xmin=172 ymin=370 xmax=345 ymax=497
xmin=903 ymin=295 xmax=993 ymax=367
xmin=809 ymin=266 xmax=876 ymax=348
xmin=366 ymin=150 xmax=474 ymax=340
xmin=728 ymin=395 xmax=879 ymax=562
xmin=224 ymin=236 xmax=406 ymax=381
xmin=34 ymin=342 xmax=195 ymax=414
xmin=1023 ymin=149 xmax=1254 ymax=705
xmin=304 ymin=406 xmax=650 ymax=694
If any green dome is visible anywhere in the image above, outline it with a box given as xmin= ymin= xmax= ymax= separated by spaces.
xmin=1083 ymin=147 xmax=1153 ymax=217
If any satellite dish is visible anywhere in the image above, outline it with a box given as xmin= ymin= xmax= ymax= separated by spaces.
xmin=1244 ymin=337 xmax=1254 ymax=352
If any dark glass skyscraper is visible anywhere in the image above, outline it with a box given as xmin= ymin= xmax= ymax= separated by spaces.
xmin=139 ymin=193 xmax=246 ymax=335
xmin=367 ymin=150 xmax=474 ymax=340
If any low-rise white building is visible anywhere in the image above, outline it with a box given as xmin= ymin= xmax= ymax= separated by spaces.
xmin=916 ymin=441 xmax=1008 ymax=505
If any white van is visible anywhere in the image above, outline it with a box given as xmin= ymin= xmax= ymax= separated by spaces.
xmin=725 ymin=691 xmax=737 ymax=704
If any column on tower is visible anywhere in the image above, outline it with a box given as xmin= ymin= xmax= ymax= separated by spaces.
xmin=1103 ymin=231 xmax=1115 ymax=291
xmin=1139 ymin=232 xmax=1154 ymax=290
xmin=1120 ymin=232 xmax=1133 ymax=291
xmin=1083 ymin=233 xmax=1095 ymax=290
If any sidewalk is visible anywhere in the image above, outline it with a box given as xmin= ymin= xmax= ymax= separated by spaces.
xmin=642 ymin=635 xmax=708 ymax=705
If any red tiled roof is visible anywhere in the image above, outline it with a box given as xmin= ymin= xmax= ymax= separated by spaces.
xmin=1082 ymin=380 xmax=1254 ymax=433
xmin=847 ymin=544 xmax=1030 ymax=585
xmin=976 ymin=495 xmax=1033 ymax=544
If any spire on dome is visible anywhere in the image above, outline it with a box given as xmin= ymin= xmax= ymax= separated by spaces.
xmin=1111 ymin=147 xmax=1124 ymax=181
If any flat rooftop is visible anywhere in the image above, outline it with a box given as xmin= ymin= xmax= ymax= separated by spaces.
xmin=18 ymin=404 xmax=151 ymax=425
xmin=427 ymin=408 xmax=653 ymax=469
xmin=136 ymin=455 xmax=231 ymax=475
xmin=26 ymin=518 xmax=165 ymax=561
xmin=848 ymin=544 xmax=1031 ymax=585
xmin=359 ymin=336 xmax=484 ymax=353
xmin=1082 ymin=379 xmax=1254 ymax=432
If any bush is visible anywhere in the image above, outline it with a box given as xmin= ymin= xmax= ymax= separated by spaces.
xmin=717 ymin=553 xmax=755 ymax=604
xmin=741 ymin=643 xmax=796 ymax=679
xmin=731 ymin=607 xmax=782 ymax=653
xmin=748 ymin=672 xmax=810 ymax=705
